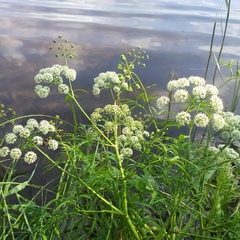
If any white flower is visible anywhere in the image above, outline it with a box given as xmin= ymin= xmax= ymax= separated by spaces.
xmin=0 ymin=146 xmax=10 ymax=157
xmin=176 ymin=111 xmax=191 ymax=126
xmin=48 ymin=139 xmax=59 ymax=151
xmin=106 ymin=71 xmax=120 ymax=84
xmin=212 ymin=113 xmax=225 ymax=131
xmin=10 ymin=148 xmax=22 ymax=160
xmin=35 ymin=85 xmax=50 ymax=98
xmin=188 ymin=76 xmax=205 ymax=86
xmin=222 ymin=147 xmax=239 ymax=160
xmin=221 ymin=131 xmax=230 ymax=140
xmin=143 ymin=131 xmax=150 ymax=137
xmin=118 ymin=135 xmax=127 ymax=143
xmin=174 ymin=89 xmax=188 ymax=103
xmin=55 ymin=76 xmax=63 ymax=85
xmin=104 ymin=121 xmax=115 ymax=133
xmin=42 ymin=73 xmax=54 ymax=83
xmin=205 ymin=84 xmax=219 ymax=96
xmin=208 ymin=146 xmax=220 ymax=154
xmin=50 ymin=65 xmax=61 ymax=77
xmin=113 ymin=86 xmax=120 ymax=93
xmin=231 ymin=129 xmax=240 ymax=140
xmin=121 ymin=104 xmax=130 ymax=114
xmin=90 ymin=112 xmax=102 ymax=122
xmin=93 ymin=87 xmax=100 ymax=95
xmin=120 ymin=147 xmax=133 ymax=158
xmin=27 ymin=119 xmax=39 ymax=129
xmin=210 ymin=96 xmax=224 ymax=112
xmin=32 ymin=136 xmax=44 ymax=146
xmin=133 ymin=120 xmax=144 ymax=130
xmin=122 ymin=127 xmax=133 ymax=136
xmin=58 ymin=84 xmax=69 ymax=94
xmin=39 ymin=120 xmax=50 ymax=135
xmin=156 ymin=96 xmax=170 ymax=109
xmin=19 ymin=128 xmax=31 ymax=138
xmin=192 ymin=86 xmax=206 ymax=100
xmin=34 ymin=74 xmax=43 ymax=84
xmin=177 ymin=78 xmax=190 ymax=88
xmin=94 ymin=79 xmax=105 ymax=88
xmin=24 ymin=151 xmax=37 ymax=164
xmin=65 ymin=68 xmax=77 ymax=81
xmin=131 ymin=136 xmax=138 ymax=143
xmin=39 ymin=67 xmax=51 ymax=74
xmin=122 ymin=82 xmax=128 ymax=90
xmin=48 ymin=124 xmax=55 ymax=132
xmin=12 ymin=125 xmax=24 ymax=134
xmin=167 ymin=80 xmax=178 ymax=91
xmin=5 ymin=133 xmax=17 ymax=144
xmin=194 ymin=113 xmax=209 ymax=127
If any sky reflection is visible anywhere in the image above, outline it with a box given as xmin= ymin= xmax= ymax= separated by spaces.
xmin=0 ymin=0 xmax=239 ymax=116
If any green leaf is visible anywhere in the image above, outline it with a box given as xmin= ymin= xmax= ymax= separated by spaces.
xmin=6 ymin=181 xmax=29 ymax=196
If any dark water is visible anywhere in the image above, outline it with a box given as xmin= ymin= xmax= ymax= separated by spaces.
xmin=0 ymin=0 xmax=240 ymax=201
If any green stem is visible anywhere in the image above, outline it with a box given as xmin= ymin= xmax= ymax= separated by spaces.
xmin=114 ymin=126 xmax=140 ymax=240
xmin=67 ymin=84 xmax=114 ymax=147
xmin=132 ymin=72 xmax=158 ymax=130
xmin=35 ymin=146 xmax=123 ymax=215
xmin=212 ymin=0 xmax=231 ymax=85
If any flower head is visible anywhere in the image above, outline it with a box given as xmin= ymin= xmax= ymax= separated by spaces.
xmin=120 ymin=147 xmax=133 ymax=158
xmin=176 ymin=111 xmax=191 ymax=126
xmin=210 ymin=96 xmax=224 ymax=112
xmin=26 ymin=119 xmax=39 ymax=129
xmin=0 ymin=146 xmax=10 ymax=157
xmin=167 ymin=80 xmax=178 ymax=91
xmin=19 ymin=128 xmax=31 ymax=138
xmin=188 ymin=76 xmax=205 ymax=86
xmin=48 ymin=139 xmax=59 ymax=151
xmin=32 ymin=136 xmax=44 ymax=146
xmin=93 ymin=86 xmax=101 ymax=95
xmin=24 ymin=151 xmax=37 ymax=164
xmin=156 ymin=96 xmax=170 ymax=109
xmin=174 ymin=89 xmax=189 ymax=103
xmin=194 ymin=113 xmax=209 ymax=127
xmin=212 ymin=113 xmax=225 ymax=131
xmin=65 ymin=68 xmax=77 ymax=81
xmin=10 ymin=148 xmax=22 ymax=160
xmin=205 ymin=84 xmax=219 ymax=96
xmin=58 ymin=84 xmax=69 ymax=94
xmin=177 ymin=78 xmax=190 ymax=88
xmin=42 ymin=73 xmax=54 ymax=83
xmin=192 ymin=86 xmax=206 ymax=100
xmin=12 ymin=125 xmax=24 ymax=134
xmin=35 ymin=85 xmax=50 ymax=98
xmin=5 ymin=133 xmax=17 ymax=144
xmin=38 ymin=120 xmax=51 ymax=135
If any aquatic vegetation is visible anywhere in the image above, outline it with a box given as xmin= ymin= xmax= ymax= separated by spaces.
xmin=1 ymin=16 xmax=240 ymax=240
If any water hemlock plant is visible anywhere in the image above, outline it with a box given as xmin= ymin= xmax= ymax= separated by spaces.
xmin=0 ymin=36 xmax=240 ymax=239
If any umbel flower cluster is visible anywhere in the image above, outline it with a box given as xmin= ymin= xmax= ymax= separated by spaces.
xmin=0 ymin=119 xmax=58 ymax=164
xmin=34 ymin=64 xmax=77 ymax=98
xmin=156 ymin=76 xmax=226 ymax=129
xmin=89 ymin=104 xmax=149 ymax=159
xmin=92 ymin=71 xmax=130 ymax=95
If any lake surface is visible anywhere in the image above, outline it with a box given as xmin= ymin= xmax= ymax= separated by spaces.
xmin=0 ymin=0 xmax=240 ymax=116
xmin=0 ymin=0 xmax=240 ymax=201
